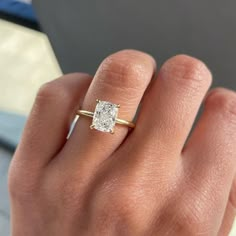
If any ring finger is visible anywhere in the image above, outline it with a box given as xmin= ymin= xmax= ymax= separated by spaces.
xmin=61 ymin=50 xmax=156 ymax=168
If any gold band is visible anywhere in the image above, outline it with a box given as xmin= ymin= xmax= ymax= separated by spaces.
xmin=77 ymin=110 xmax=135 ymax=128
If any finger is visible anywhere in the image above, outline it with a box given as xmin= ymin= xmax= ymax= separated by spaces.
xmin=126 ymin=55 xmax=212 ymax=167
xmin=183 ymin=88 xmax=236 ymax=233
xmin=13 ymin=73 xmax=92 ymax=169
xmin=62 ymin=50 xmax=156 ymax=167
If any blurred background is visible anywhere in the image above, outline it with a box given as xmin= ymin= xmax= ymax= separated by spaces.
xmin=0 ymin=0 xmax=236 ymax=235
xmin=0 ymin=0 xmax=61 ymax=234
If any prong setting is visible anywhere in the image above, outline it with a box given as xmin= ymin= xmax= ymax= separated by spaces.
xmin=110 ymin=129 xmax=115 ymax=134
xmin=90 ymin=124 xmax=95 ymax=129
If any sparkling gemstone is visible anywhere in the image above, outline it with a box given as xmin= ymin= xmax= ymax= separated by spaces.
xmin=92 ymin=101 xmax=119 ymax=132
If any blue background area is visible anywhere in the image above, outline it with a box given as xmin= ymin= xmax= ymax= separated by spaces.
xmin=0 ymin=0 xmax=37 ymax=22
xmin=0 ymin=111 xmax=26 ymax=150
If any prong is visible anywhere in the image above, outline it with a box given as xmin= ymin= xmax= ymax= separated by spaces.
xmin=96 ymin=99 xmax=100 ymax=103
xmin=110 ymin=129 xmax=115 ymax=134
xmin=90 ymin=124 xmax=95 ymax=129
xmin=116 ymin=104 xmax=121 ymax=108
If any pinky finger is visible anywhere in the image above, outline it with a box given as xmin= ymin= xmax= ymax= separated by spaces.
xmin=182 ymin=88 xmax=236 ymax=233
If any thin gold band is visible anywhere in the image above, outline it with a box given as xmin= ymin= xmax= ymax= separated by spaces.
xmin=77 ymin=110 xmax=135 ymax=128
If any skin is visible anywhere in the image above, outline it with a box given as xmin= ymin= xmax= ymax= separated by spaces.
xmin=8 ymin=50 xmax=236 ymax=236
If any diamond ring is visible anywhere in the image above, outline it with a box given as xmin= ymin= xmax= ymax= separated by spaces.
xmin=77 ymin=99 xmax=135 ymax=134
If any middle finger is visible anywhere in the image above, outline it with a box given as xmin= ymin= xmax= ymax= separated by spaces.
xmin=126 ymin=55 xmax=212 ymax=167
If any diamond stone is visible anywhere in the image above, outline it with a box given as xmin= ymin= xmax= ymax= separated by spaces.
xmin=92 ymin=101 xmax=119 ymax=133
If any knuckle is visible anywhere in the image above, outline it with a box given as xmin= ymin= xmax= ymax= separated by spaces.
xmin=37 ymin=78 xmax=70 ymax=102
xmin=92 ymin=178 xmax=147 ymax=230
xmin=96 ymin=186 xmax=135 ymax=215
xmin=162 ymin=199 xmax=211 ymax=235
xmin=37 ymin=81 xmax=58 ymax=99
xmin=98 ymin=49 xmax=155 ymax=90
xmin=161 ymin=54 xmax=212 ymax=90
xmin=177 ymin=204 xmax=206 ymax=233
xmin=57 ymin=176 xmax=85 ymax=210
xmin=8 ymin=163 xmax=39 ymax=202
xmin=205 ymin=88 xmax=236 ymax=122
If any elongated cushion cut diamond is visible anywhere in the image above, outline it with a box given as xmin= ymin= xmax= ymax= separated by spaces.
xmin=92 ymin=101 xmax=119 ymax=132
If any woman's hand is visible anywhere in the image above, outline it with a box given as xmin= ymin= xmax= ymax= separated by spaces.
xmin=8 ymin=50 xmax=236 ymax=235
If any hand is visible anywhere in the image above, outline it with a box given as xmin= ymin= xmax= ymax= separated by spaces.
xmin=9 ymin=50 xmax=236 ymax=235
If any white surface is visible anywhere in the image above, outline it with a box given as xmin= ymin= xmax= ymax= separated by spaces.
xmin=0 ymin=19 xmax=62 ymax=116
xmin=0 ymin=19 xmax=61 ymax=236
